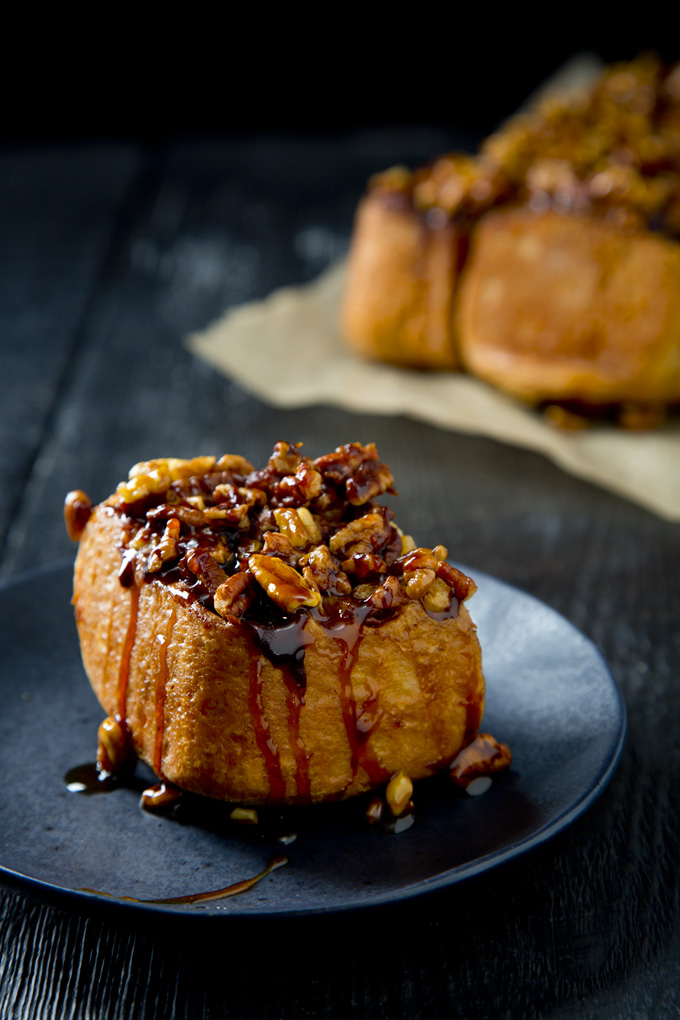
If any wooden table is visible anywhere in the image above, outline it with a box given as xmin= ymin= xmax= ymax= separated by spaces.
xmin=1 ymin=135 xmax=679 ymax=1019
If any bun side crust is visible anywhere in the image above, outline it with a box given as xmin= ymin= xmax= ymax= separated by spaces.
xmin=74 ymin=506 xmax=484 ymax=805
xmin=457 ymin=209 xmax=680 ymax=405
xmin=341 ymin=193 xmax=460 ymax=369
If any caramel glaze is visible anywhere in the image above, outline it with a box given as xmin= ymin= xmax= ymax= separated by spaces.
xmin=248 ymin=645 xmax=287 ymax=803
xmin=112 ymin=548 xmax=464 ymax=804
xmin=107 ymin=463 xmax=468 ymax=804
xmin=235 ymin=590 xmax=461 ymax=800
xmin=79 ymin=854 xmax=288 ymax=907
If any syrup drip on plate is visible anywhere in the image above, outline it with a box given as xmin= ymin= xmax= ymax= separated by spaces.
xmin=79 ymin=854 xmax=288 ymax=906
xmin=64 ymin=763 xmax=118 ymax=794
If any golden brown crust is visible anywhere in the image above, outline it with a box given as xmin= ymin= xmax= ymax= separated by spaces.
xmin=340 ymin=57 xmax=680 ymax=418
xmin=457 ymin=208 xmax=680 ymax=405
xmin=74 ymin=505 xmax=484 ymax=806
xmin=341 ymin=193 xmax=460 ymax=370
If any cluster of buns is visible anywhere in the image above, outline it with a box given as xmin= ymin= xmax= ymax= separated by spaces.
xmin=342 ymin=56 xmax=680 ymax=427
xmin=68 ymin=442 xmax=486 ymax=807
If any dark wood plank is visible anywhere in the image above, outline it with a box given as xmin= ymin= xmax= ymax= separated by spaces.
xmin=0 ymin=145 xmax=140 ymax=560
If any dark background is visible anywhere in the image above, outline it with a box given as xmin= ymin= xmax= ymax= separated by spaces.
xmin=3 ymin=22 xmax=676 ymax=147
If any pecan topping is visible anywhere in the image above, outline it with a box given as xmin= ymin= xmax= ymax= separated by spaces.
xmin=72 ymin=441 xmax=475 ymax=627
xmin=214 ymin=573 xmax=256 ymax=619
xmin=300 ymin=544 xmax=352 ymax=595
xmin=374 ymin=56 xmax=680 ymax=239
xmin=329 ymin=509 xmax=392 ymax=559
xmin=248 ymin=554 xmax=321 ymax=613
xmin=403 ymin=568 xmax=437 ymax=599
xmin=449 ymin=734 xmax=512 ymax=788
xmin=147 ymin=519 xmax=181 ymax=573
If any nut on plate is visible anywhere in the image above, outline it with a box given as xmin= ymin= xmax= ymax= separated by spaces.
xmin=386 ymin=771 xmax=414 ymax=816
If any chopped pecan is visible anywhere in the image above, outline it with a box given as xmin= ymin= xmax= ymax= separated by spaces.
xmin=147 ymin=519 xmax=181 ymax=573
xmin=297 ymin=506 xmax=322 ymax=543
xmin=276 ymin=464 xmax=324 ymax=506
xmin=237 ymin=486 xmax=268 ymax=509
xmin=185 ymin=547 xmax=226 ymax=592
xmin=436 ymin=562 xmax=477 ymax=601
xmin=214 ymin=572 xmax=256 ymax=618
xmin=262 ymin=530 xmax=297 ymax=562
xmin=343 ymin=553 xmax=386 ymax=579
xmin=301 ymin=566 xmax=320 ymax=593
xmin=329 ymin=509 xmax=391 ymax=559
xmin=367 ymin=575 xmax=404 ymax=611
xmin=274 ymin=508 xmax=312 ymax=548
xmin=118 ymin=457 xmax=216 ymax=502
xmin=403 ymin=568 xmax=436 ymax=599
xmin=423 ymin=577 xmax=453 ymax=613
xmin=215 ymin=454 xmax=254 ymax=475
xmin=346 ymin=459 xmax=395 ymax=506
xmin=269 ymin=441 xmax=303 ymax=475
xmin=248 ymin=553 xmax=321 ymax=612
xmin=399 ymin=548 xmax=440 ymax=574
xmin=147 ymin=503 xmax=205 ymax=528
xmin=313 ymin=442 xmax=376 ymax=484
xmin=300 ymin=544 xmax=352 ymax=595
xmin=449 ymin=734 xmax=512 ymax=787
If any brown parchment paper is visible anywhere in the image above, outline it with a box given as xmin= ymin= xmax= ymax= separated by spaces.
xmin=187 ymin=261 xmax=680 ymax=521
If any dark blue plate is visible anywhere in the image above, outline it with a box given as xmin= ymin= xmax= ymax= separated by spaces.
xmin=0 ymin=562 xmax=626 ymax=917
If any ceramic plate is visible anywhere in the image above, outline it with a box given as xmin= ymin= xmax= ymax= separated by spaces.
xmin=0 ymin=562 xmax=626 ymax=917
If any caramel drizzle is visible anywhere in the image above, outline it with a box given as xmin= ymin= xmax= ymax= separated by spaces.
xmin=464 ymin=691 xmax=484 ymax=748
xmin=80 ymin=854 xmax=288 ymax=906
xmin=281 ymin=667 xmax=311 ymax=802
xmin=248 ymin=649 xmax=286 ymax=803
xmin=320 ymin=606 xmax=387 ymax=788
xmin=153 ymin=606 xmax=177 ymax=776
xmin=117 ymin=585 xmax=140 ymax=723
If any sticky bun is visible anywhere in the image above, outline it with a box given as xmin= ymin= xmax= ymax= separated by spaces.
xmin=67 ymin=442 xmax=486 ymax=806
xmin=341 ymin=56 xmax=680 ymax=425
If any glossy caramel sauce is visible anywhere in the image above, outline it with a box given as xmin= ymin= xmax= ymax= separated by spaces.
xmin=92 ymin=444 xmax=484 ymax=806
xmin=79 ymin=854 xmax=288 ymax=906
xmin=281 ymin=666 xmax=311 ymax=800
xmin=64 ymin=763 xmax=118 ymax=794
xmin=316 ymin=600 xmax=387 ymax=788
xmin=248 ymin=642 xmax=287 ymax=802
